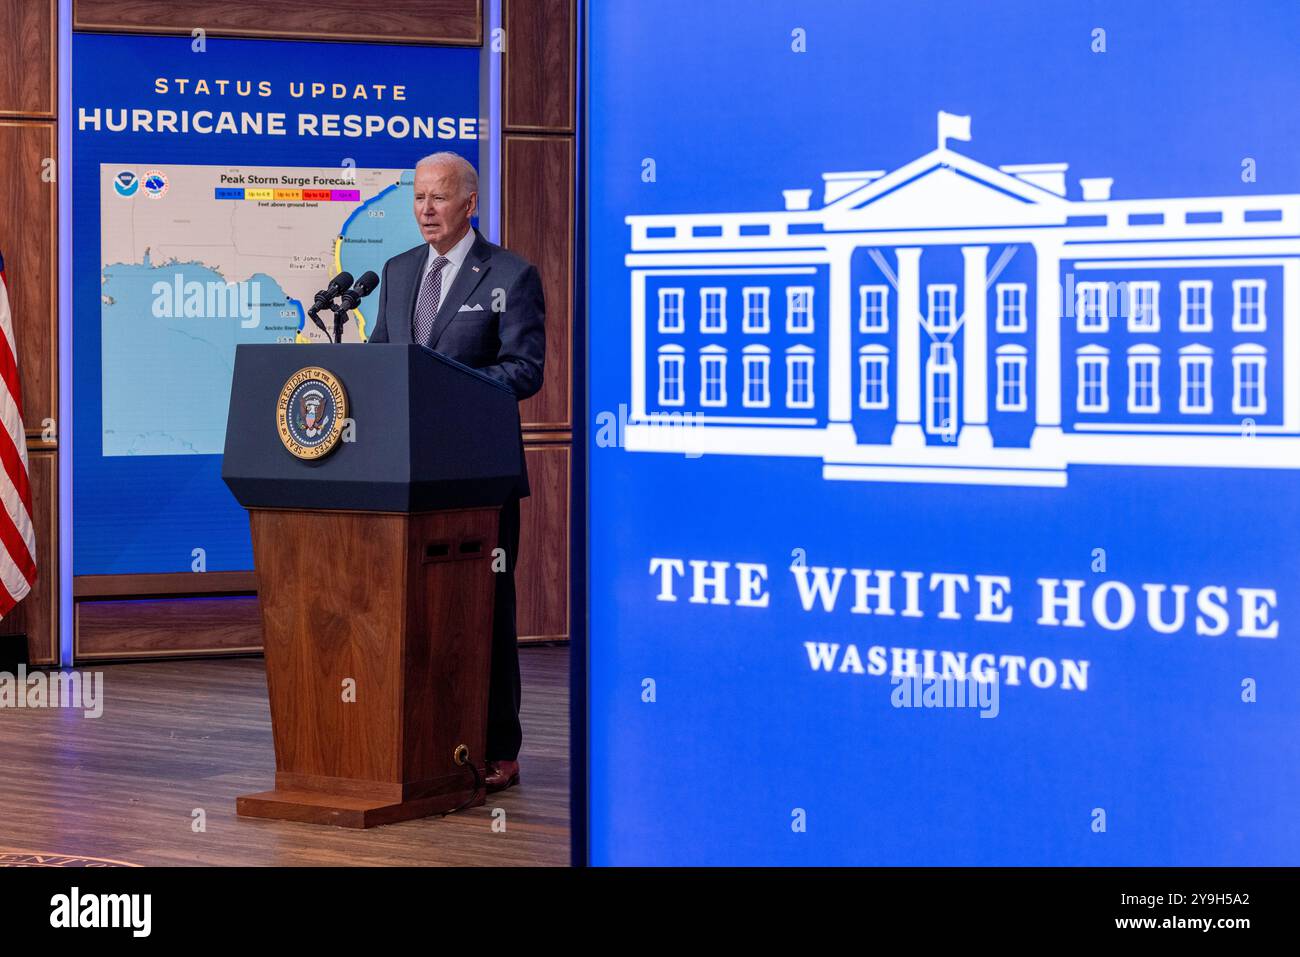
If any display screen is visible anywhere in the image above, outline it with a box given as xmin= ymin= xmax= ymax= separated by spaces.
xmin=73 ymin=32 xmax=479 ymax=574
xmin=585 ymin=0 xmax=1300 ymax=864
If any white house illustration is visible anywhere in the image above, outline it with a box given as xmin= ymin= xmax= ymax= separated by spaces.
xmin=623 ymin=114 xmax=1300 ymax=486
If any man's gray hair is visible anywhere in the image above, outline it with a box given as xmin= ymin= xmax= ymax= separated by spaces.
xmin=414 ymin=152 xmax=479 ymax=197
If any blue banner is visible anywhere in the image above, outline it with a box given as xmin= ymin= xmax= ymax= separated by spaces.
xmin=587 ymin=0 xmax=1300 ymax=864
xmin=73 ymin=32 xmax=479 ymax=575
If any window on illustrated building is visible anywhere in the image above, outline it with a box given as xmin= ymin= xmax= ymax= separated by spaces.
xmin=787 ymin=286 xmax=814 ymax=333
xmin=925 ymin=342 xmax=958 ymax=436
xmin=1178 ymin=346 xmax=1213 ymax=414
xmin=1076 ymin=282 xmax=1109 ymax=333
xmin=742 ymin=346 xmax=771 ymax=408
xmin=657 ymin=345 xmax=685 ymax=406
xmin=859 ymin=285 xmax=889 ymax=333
xmin=700 ymin=346 xmax=728 ymax=406
xmin=743 ymin=286 xmax=770 ymax=333
xmin=1232 ymin=279 xmax=1266 ymax=332
xmin=995 ymin=283 xmax=1027 ymax=333
xmin=1179 ymin=280 xmax=1212 ymax=332
xmin=857 ymin=345 xmax=889 ymax=410
xmin=927 ymin=284 xmax=957 ymax=332
xmin=1127 ymin=346 xmax=1161 ymax=413
xmin=786 ymin=347 xmax=815 ymax=408
xmin=1232 ymin=345 xmax=1267 ymax=414
xmin=658 ymin=287 xmax=684 ymax=333
xmin=700 ymin=287 xmax=727 ymax=333
xmin=1128 ymin=281 xmax=1160 ymax=333
xmin=995 ymin=346 xmax=1028 ymax=411
xmin=1076 ymin=347 xmax=1109 ymax=413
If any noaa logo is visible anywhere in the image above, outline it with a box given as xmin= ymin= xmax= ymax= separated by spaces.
xmin=113 ymin=171 xmax=139 ymax=197
xmin=276 ymin=367 xmax=347 ymax=460
xmin=142 ymin=169 xmax=168 ymax=199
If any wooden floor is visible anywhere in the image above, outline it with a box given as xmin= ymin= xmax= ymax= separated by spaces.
xmin=0 ymin=646 xmax=570 ymax=866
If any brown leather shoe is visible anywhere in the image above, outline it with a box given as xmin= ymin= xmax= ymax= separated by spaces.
xmin=484 ymin=759 xmax=520 ymax=793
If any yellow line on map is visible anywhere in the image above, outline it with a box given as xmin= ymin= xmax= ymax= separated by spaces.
xmin=333 ymin=234 xmax=368 ymax=341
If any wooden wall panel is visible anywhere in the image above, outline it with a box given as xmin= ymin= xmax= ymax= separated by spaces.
xmin=504 ymin=135 xmax=573 ymax=431
xmin=0 ymin=5 xmax=59 ymax=662
xmin=0 ymin=121 xmax=57 ymax=441
xmin=0 ymin=451 xmax=57 ymax=664
xmin=75 ymin=570 xmax=257 ymax=598
xmin=75 ymin=596 xmax=262 ymax=660
xmin=0 ymin=0 xmax=57 ymax=118
xmin=502 ymin=0 xmax=576 ymax=645
xmin=503 ymin=0 xmax=575 ymax=132
xmin=74 ymin=0 xmax=482 ymax=45
xmin=517 ymin=443 xmax=569 ymax=642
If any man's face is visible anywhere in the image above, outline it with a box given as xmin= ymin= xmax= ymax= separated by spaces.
xmin=413 ymin=163 xmax=477 ymax=251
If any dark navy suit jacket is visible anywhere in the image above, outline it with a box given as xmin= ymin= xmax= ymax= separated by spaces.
xmin=368 ymin=229 xmax=545 ymax=495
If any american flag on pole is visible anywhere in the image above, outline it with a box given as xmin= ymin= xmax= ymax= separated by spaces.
xmin=0 ymin=251 xmax=37 ymax=618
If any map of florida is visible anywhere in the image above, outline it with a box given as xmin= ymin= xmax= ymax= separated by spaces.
xmin=98 ymin=162 xmax=423 ymax=456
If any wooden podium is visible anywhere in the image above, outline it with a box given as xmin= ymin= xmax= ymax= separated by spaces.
xmin=222 ymin=344 xmax=525 ymax=827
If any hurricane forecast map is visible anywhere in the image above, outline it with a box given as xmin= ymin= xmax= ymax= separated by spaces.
xmin=98 ymin=163 xmax=421 ymax=455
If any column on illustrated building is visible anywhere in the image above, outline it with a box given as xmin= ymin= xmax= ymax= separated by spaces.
xmin=891 ymin=247 xmax=925 ymax=448
xmin=826 ymin=244 xmax=856 ymax=443
xmin=959 ymin=245 xmax=992 ymax=449
xmin=1031 ymin=240 xmax=1065 ymax=451
xmin=1283 ymin=259 xmax=1299 ymax=431
xmin=630 ymin=270 xmax=648 ymax=421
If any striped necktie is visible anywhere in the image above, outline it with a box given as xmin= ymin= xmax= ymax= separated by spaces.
xmin=412 ymin=255 xmax=451 ymax=346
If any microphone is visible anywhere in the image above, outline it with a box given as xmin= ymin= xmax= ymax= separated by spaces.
xmin=312 ymin=271 xmax=353 ymax=309
xmin=337 ymin=271 xmax=379 ymax=312
xmin=332 ymin=271 xmax=379 ymax=343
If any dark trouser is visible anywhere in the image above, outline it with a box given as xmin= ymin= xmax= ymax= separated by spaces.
xmin=486 ymin=494 xmax=522 ymax=762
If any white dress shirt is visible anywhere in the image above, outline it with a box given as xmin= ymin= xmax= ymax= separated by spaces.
xmin=421 ymin=227 xmax=477 ymax=315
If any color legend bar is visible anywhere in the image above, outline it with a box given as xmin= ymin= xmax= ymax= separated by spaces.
xmin=214 ymin=187 xmax=364 ymax=202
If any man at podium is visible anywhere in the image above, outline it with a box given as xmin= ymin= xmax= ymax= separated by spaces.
xmin=368 ymin=152 xmax=545 ymax=793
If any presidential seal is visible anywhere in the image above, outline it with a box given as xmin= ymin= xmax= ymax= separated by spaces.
xmin=276 ymin=366 xmax=348 ymax=460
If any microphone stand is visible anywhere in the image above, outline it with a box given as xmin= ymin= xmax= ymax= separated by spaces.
xmin=330 ymin=303 xmax=352 ymax=344
xmin=307 ymin=302 xmax=331 ymax=340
